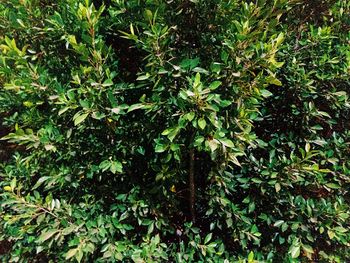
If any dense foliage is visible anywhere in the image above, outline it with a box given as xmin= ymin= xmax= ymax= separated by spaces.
xmin=0 ymin=0 xmax=349 ymax=262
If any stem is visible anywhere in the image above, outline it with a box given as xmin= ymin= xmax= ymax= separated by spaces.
xmin=189 ymin=147 xmax=195 ymax=223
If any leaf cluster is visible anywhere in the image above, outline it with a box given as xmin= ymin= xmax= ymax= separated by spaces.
xmin=0 ymin=0 xmax=349 ymax=262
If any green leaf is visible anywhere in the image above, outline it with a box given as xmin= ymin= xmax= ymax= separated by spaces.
xmin=59 ymin=107 xmax=70 ymax=115
xmin=44 ymin=144 xmax=56 ymax=151
xmin=66 ymin=248 xmax=78 ymax=260
xmin=325 ymin=183 xmax=340 ymax=189
xmin=260 ymin=89 xmax=273 ymax=98
xmin=248 ymin=251 xmax=254 ymax=262
xmin=274 ymin=220 xmax=284 ymax=227
xmin=204 ymin=233 xmax=212 ymax=244
xmin=305 ymin=142 xmax=310 ymax=152
xmin=194 ymin=136 xmax=204 ymax=147
xmin=193 ymin=67 xmax=209 ymax=74
xmin=127 ymin=103 xmax=145 ymax=112
xmin=275 ymin=182 xmax=281 ymax=192
xmin=266 ymin=75 xmax=282 ymax=86
xmin=198 ymin=118 xmax=206 ymax=129
xmin=102 ymin=79 xmax=113 ymax=87
xmin=281 ymin=223 xmax=289 ymax=232
xmin=209 ymin=81 xmax=221 ymax=90
xmin=318 ymin=111 xmax=331 ymax=118
xmin=334 ymin=226 xmax=347 ymax=233
xmin=33 ymin=176 xmax=50 ymax=190
xmin=136 ymin=74 xmax=150 ymax=81
xmin=185 ymin=112 xmax=195 ymax=121
xmin=167 ymin=127 xmax=180 ymax=142
xmin=67 ymin=35 xmax=77 ymax=45
xmin=10 ymin=178 xmax=16 ymax=190
xmin=302 ymin=244 xmax=314 ymax=254
xmin=194 ymin=72 xmax=201 ymax=87
xmin=73 ymin=112 xmax=89 ymax=126
xmin=210 ymin=62 xmax=221 ymax=73
xmin=162 ymin=128 xmax=172 ymax=136
xmin=180 ymin=58 xmax=200 ymax=70
xmin=155 ymin=144 xmax=167 ymax=153
xmin=144 ymin=9 xmax=153 ymax=21
xmin=130 ymin=23 xmax=135 ymax=35
xmin=290 ymin=244 xmax=300 ymax=258
xmin=76 ymin=249 xmax=83 ymax=263
xmin=275 ymin=32 xmax=284 ymax=47
xmin=207 ymin=139 xmax=219 ymax=152
xmin=110 ymin=161 xmax=123 ymax=174
xmin=229 ymin=154 xmax=241 ymax=167
xmin=3 ymin=186 xmax=12 ymax=192
xmin=38 ymin=230 xmax=58 ymax=243
xmin=170 ymin=143 xmax=180 ymax=151
xmin=328 ymin=230 xmax=335 ymax=239
xmin=99 ymin=160 xmax=111 ymax=171
xmin=219 ymin=138 xmax=234 ymax=148
xmin=219 ymin=100 xmax=231 ymax=107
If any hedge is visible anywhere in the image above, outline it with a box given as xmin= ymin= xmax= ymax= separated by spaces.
xmin=0 ymin=0 xmax=349 ymax=262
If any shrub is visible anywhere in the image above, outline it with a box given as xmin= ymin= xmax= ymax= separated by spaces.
xmin=0 ymin=0 xmax=349 ymax=262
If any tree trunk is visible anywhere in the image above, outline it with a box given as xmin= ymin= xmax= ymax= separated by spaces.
xmin=189 ymin=148 xmax=195 ymax=223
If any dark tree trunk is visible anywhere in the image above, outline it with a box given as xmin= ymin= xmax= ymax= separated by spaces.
xmin=189 ymin=148 xmax=195 ymax=223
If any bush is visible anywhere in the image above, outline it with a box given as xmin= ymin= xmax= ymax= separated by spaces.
xmin=0 ymin=0 xmax=349 ymax=262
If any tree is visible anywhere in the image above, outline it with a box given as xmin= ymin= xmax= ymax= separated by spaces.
xmin=1 ymin=0 xmax=349 ymax=261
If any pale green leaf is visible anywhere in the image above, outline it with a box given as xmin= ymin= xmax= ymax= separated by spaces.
xmin=274 ymin=220 xmax=284 ymax=227
xmin=204 ymin=233 xmax=212 ymax=244
xmin=155 ymin=144 xmax=167 ymax=153
xmin=275 ymin=182 xmax=281 ymax=192
xmin=136 ymin=74 xmax=149 ymax=81
xmin=198 ymin=118 xmax=206 ymax=129
xmin=102 ymin=79 xmax=113 ymax=87
xmin=33 ymin=176 xmax=50 ymax=190
xmin=66 ymin=248 xmax=78 ymax=260
xmin=325 ymin=183 xmax=340 ymax=189
xmin=327 ymin=230 xmax=335 ymax=239
xmin=110 ymin=161 xmax=123 ymax=174
xmin=220 ymin=138 xmax=234 ymax=148
xmin=38 ymin=230 xmax=58 ymax=243
xmin=127 ymin=104 xmax=145 ymax=112
xmin=290 ymin=244 xmax=300 ymax=258
xmin=261 ymin=89 xmax=273 ymax=98
xmin=73 ymin=112 xmax=89 ymax=126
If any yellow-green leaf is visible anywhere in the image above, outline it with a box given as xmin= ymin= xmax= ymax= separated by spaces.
xmin=73 ymin=112 xmax=89 ymax=126
xmin=66 ymin=248 xmax=78 ymax=260
xmin=38 ymin=230 xmax=58 ymax=243
xmin=198 ymin=118 xmax=206 ymax=129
